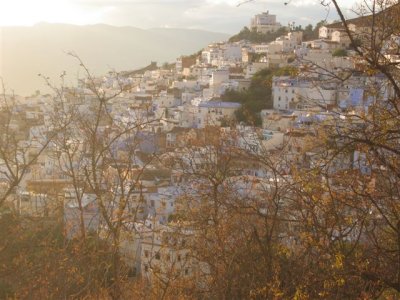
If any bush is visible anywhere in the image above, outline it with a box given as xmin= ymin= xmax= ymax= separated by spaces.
xmin=332 ymin=48 xmax=348 ymax=57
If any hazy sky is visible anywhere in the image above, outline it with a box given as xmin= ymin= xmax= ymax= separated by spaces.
xmin=0 ymin=0 xmax=358 ymax=33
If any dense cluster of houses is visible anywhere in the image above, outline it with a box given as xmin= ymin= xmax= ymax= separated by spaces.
xmin=1 ymin=8 xmax=399 ymax=285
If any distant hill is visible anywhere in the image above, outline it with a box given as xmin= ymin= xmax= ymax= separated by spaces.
xmin=0 ymin=23 xmax=229 ymax=96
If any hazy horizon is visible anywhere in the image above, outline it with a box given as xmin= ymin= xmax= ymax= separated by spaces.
xmin=0 ymin=0 xmax=358 ymax=33
xmin=0 ymin=24 xmax=229 ymax=96
xmin=0 ymin=22 xmax=231 ymax=34
xmin=0 ymin=0 xmax=359 ymax=96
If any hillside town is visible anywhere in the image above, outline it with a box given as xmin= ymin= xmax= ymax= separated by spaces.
xmin=1 ymin=2 xmax=400 ymax=298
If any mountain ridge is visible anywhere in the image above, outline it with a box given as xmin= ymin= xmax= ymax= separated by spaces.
xmin=0 ymin=23 xmax=229 ymax=95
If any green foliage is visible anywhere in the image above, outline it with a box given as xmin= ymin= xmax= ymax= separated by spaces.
xmin=229 ymin=26 xmax=288 ymax=43
xmin=229 ymin=20 xmax=326 ymax=44
xmin=351 ymin=38 xmax=362 ymax=50
xmin=249 ymin=52 xmax=266 ymax=63
xmin=302 ymin=20 xmax=327 ymax=41
xmin=221 ymin=66 xmax=298 ymax=126
xmin=332 ymin=48 xmax=348 ymax=57
xmin=162 ymin=61 xmax=175 ymax=70
xmin=186 ymin=49 xmax=202 ymax=60
xmin=123 ymin=61 xmax=158 ymax=76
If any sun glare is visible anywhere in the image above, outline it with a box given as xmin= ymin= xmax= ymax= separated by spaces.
xmin=0 ymin=0 xmax=102 ymax=26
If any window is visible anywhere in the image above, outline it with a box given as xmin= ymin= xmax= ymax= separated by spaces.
xmin=144 ymin=265 xmax=149 ymax=272
xmin=155 ymin=252 xmax=160 ymax=260
xmin=144 ymin=250 xmax=149 ymax=258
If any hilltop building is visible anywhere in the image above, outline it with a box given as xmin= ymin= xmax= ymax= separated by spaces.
xmin=250 ymin=11 xmax=282 ymax=34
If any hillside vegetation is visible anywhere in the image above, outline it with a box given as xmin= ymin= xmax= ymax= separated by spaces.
xmin=221 ymin=66 xmax=298 ymax=125
xmin=229 ymin=21 xmax=326 ymax=44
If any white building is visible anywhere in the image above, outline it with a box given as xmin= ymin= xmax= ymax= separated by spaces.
xmin=210 ymin=69 xmax=230 ymax=87
xmin=140 ymin=222 xmax=198 ymax=283
xmin=319 ymin=23 xmax=342 ymax=39
xmin=64 ymin=192 xmax=99 ymax=239
xmin=331 ymin=30 xmax=352 ymax=48
xmin=222 ymin=43 xmax=243 ymax=63
xmin=250 ymin=11 xmax=282 ymax=33
xmin=196 ymin=101 xmax=241 ymax=128
xmin=201 ymin=44 xmax=222 ymax=65
xmin=154 ymin=91 xmax=181 ymax=109
xmin=271 ymin=31 xmax=303 ymax=53
xmin=246 ymin=62 xmax=268 ymax=78
xmin=272 ymin=76 xmax=338 ymax=110
xmin=146 ymin=186 xmax=179 ymax=224
xmin=252 ymin=44 xmax=269 ymax=54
